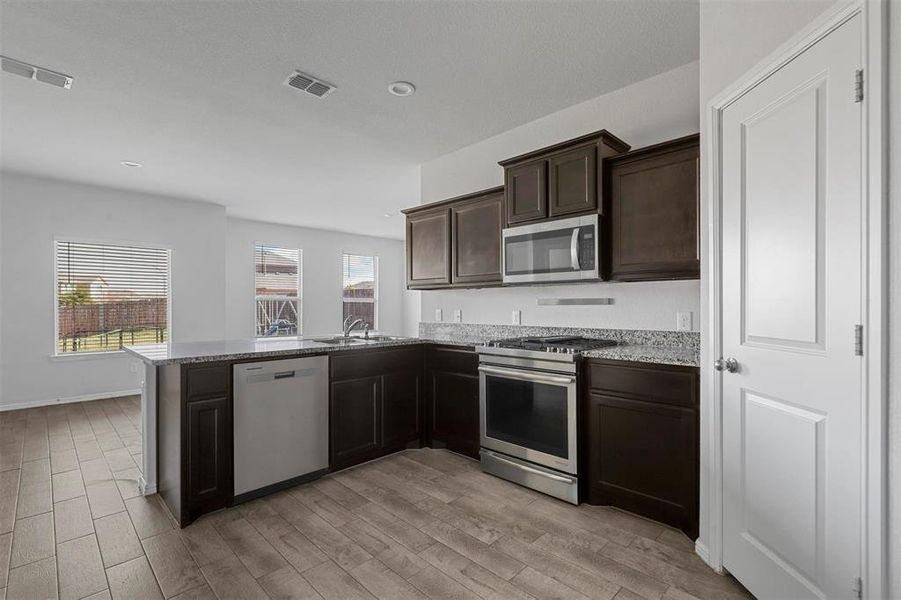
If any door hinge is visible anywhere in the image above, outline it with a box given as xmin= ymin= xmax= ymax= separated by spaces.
xmin=853 ymin=576 xmax=863 ymax=599
xmin=854 ymin=69 xmax=864 ymax=102
xmin=854 ymin=325 xmax=864 ymax=356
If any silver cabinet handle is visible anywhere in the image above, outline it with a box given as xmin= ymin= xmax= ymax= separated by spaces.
xmin=714 ymin=358 xmax=739 ymax=373
xmin=478 ymin=365 xmax=575 ymax=386
xmin=570 ymin=229 xmax=580 ymax=270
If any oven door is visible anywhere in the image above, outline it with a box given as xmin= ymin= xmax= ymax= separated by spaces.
xmin=502 ymin=214 xmax=599 ymax=284
xmin=479 ymin=363 xmax=578 ymax=475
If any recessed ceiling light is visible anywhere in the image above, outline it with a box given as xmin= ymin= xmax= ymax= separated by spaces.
xmin=121 ymin=161 xmax=142 ymax=168
xmin=388 ymin=81 xmax=415 ymax=97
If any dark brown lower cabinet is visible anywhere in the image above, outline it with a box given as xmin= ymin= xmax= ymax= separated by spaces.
xmin=382 ymin=370 xmax=421 ymax=449
xmin=185 ymin=396 xmax=231 ymax=522
xmin=331 ymin=376 xmax=381 ymax=469
xmin=330 ymin=347 xmax=423 ymax=471
xmin=157 ymin=362 xmax=233 ymax=527
xmin=425 ymin=345 xmax=480 ymax=459
xmin=584 ymin=359 xmax=699 ymax=538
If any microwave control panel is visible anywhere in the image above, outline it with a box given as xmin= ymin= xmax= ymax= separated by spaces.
xmin=578 ymin=226 xmax=595 ymax=269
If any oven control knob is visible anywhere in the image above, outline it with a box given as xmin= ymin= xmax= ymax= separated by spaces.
xmin=567 ymin=348 xmax=575 ymax=354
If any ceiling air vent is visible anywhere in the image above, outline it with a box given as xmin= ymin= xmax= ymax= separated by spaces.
xmin=1 ymin=56 xmax=73 ymax=89
xmin=285 ymin=70 xmax=335 ymax=98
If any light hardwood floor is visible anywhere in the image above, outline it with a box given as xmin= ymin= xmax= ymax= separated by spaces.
xmin=0 ymin=397 xmax=751 ymax=600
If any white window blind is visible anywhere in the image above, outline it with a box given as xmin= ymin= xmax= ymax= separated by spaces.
xmin=55 ymin=241 xmax=170 ymax=354
xmin=342 ymin=254 xmax=377 ymax=329
xmin=255 ymin=244 xmax=301 ymax=336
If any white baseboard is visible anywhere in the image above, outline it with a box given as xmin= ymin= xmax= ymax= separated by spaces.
xmin=0 ymin=388 xmax=142 ymax=412
xmin=695 ymin=539 xmax=711 ymax=565
xmin=139 ymin=476 xmax=157 ymax=496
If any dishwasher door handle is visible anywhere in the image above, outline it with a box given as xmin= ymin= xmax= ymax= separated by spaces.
xmin=245 ymin=367 xmax=320 ymax=384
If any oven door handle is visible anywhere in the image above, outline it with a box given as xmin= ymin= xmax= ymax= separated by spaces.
xmin=478 ymin=365 xmax=576 ymax=386
xmin=485 ymin=451 xmax=576 ymax=483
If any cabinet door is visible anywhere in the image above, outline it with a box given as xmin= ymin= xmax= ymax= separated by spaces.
xmin=381 ymin=370 xmax=420 ymax=450
xmin=331 ymin=376 xmax=380 ymax=469
xmin=585 ymin=392 xmax=698 ymax=538
xmin=406 ymin=208 xmax=451 ymax=288
xmin=185 ymin=396 xmax=231 ymax=520
xmin=608 ymin=140 xmax=700 ymax=281
xmin=548 ymin=144 xmax=597 ymax=217
xmin=451 ymin=192 xmax=503 ymax=285
xmin=505 ymin=160 xmax=547 ymax=224
xmin=428 ymin=370 xmax=479 ymax=459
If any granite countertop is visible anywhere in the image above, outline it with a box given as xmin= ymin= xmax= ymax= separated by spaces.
xmin=125 ymin=332 xmax=698 ymax=368
xmin=124 ymin=336 xmax=431 ymax=366
xmin=582 ymin=344 xmax=699 ymax=367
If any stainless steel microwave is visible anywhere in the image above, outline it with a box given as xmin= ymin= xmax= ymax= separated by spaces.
xmin=502 ymin=214 xmax=600 ymax=284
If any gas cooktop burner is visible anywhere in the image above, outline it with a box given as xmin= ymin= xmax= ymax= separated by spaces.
xmin=481 ymin=335 xmax=617 ymax=355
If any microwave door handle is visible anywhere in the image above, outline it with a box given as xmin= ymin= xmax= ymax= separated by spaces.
xmin=570 ymin=229 xmax=580 ymax=270
xmin=478 ymin=365 xmax=576 ymax=386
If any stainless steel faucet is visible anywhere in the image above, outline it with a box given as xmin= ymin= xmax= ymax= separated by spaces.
xmin=342 ymin=317 xmax=366 ymax=339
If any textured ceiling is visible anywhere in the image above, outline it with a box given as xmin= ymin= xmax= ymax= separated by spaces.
xmin=0 ymin=0 xmax=699 ymax=238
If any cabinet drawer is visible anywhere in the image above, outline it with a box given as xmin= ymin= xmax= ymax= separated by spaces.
xmin=331 ymin=346 xmax=422 ymax=380
xmin=587 ymin=360 xmax=697 ymax=408
xmin=427 ymin=345 xmax=478 ymax=375
xmin=185 ymin=364 xmax=230 ymax=398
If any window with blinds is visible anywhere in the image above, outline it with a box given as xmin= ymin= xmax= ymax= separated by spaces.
xmin=342 ymin=254 xmax=377 ymax=329
xmin=255 ymin=244 xmax=301 ymax=337
xmin=55 ymin=241 xmax=170 ymax=354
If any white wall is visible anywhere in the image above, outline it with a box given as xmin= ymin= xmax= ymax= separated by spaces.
xmin=0 ymin=173 xmax=411 ymax=410
xmin=225 ymin=217 xmax=406 ymax=338
xmin=418 ymin=61 xmax=702 ymax=331
xmin=0 ymin=172 xmax=228 ymax=408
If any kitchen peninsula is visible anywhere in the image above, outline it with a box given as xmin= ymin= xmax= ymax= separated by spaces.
xmin=126 ymin=325 xmax=699 ymax=535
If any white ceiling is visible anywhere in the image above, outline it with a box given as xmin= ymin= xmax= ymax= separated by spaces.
xmin=0 ymin=0 xmax=698 ymax=239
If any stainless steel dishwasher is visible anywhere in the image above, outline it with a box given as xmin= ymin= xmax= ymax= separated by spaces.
xmin=233 ymin=355 xmax=328 ymax=499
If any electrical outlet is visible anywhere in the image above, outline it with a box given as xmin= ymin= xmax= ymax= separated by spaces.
xmin=434 ymin=308 xmax=443 ymax=322
xmin=512 ymin=310 xmax=521 ymax=325
xmin=453 ymin=309 xmax=462 ymax=323
xmin=677 ymin=311 xmax=693 ymax=332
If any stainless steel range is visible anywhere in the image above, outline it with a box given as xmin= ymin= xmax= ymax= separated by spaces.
xmin=477 ymin=335 xmax=616 ymax=504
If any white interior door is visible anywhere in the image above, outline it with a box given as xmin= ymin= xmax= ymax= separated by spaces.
xmin=720 ymin=13 xmax=862 ymax=600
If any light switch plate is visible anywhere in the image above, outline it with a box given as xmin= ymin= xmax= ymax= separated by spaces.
xmin=677 ymin=311 xmax=693 ymax=331
xmin=512 ymin=310 xmax=521 ymax=325
xmin=453 ymin=309 xmax=462 ymax=323
xmin=435 ymin=309 xmax=443 ymax=322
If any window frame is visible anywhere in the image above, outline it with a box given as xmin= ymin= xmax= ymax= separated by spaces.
xmin=253 ymin=243 xmax=303 ymax=338
xmin=52 ymin=237 xmax=173 ymax=358
xmin=341 ymin=252 xmax=379 ymax=331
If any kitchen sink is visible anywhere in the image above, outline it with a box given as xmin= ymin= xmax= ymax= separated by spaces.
xmin=310 ymin=336 xmax=366 ymax=345
xmin=310 ymin=334 xmax=411 ymax=345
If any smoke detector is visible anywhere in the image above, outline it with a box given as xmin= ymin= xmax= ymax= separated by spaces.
xmin=285 ymin=70 xmax=335 ymax=98
xmin=1 ymin=56 xmax=73 ymax=89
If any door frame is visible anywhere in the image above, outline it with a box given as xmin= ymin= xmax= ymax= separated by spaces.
xmin=702 ymin=0 xmax=888 ymax=598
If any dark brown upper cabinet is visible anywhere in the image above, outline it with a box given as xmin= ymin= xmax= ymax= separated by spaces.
xmin=604 ymin=134 xmax=700 ymax=281
xmin=451 ymin=189 xmax=503 ymax=285
xmin=404 ymin=186 xmax=504 ymax=290
xmin=505 ymin=160 xmax=547 ymax=223
xmin=548 ymin=144 xmax=597 ymax=217
xmin=499 ymin=130 xmax=630 ymax=226
xmin=405 ymin=207 xmax=451 ymax=288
